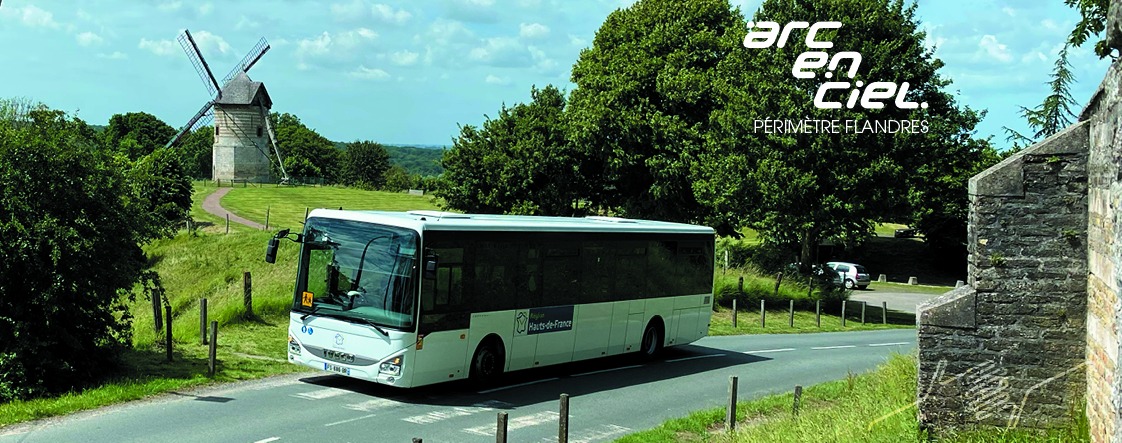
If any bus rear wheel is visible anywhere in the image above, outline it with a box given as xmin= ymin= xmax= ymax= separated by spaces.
xmin=470 ymin=340 xmax=504 ymax=384
xmin=640 ymin=323 xmax=663 ymax=359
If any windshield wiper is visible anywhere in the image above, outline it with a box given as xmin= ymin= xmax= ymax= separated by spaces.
xmin=350 ymin=317 xmax=389 ymax=337
xmin=300 ymin=305 xmax=320 ymax=321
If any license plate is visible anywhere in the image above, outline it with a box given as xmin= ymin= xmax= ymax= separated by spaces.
xmin=324 ymin=362 xmax=350 ymax=375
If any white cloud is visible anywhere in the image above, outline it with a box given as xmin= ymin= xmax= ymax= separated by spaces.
xmin=519 ymin=22 xmax=550 ymax=39
xmin=97 ymin=51 xmax=128 ymax=60
xmin=235 ymin=16 xmax=260 ymax=30
xmin=349 ymin=65 xmax=391 ymax=80
xmin=568 ymin=35 xmax=587 ymax=47
xmin=331 ymin=0 xmax=368 ymax=21
xmin=193 ymin=30 xmax=232 ymax=56
xmin=1040 ymin=19 xmax=1060 ymax=31
xmin=295 ymin=29 xmax=380 ymax=69
xmin=485 ymin=74 xmax=510 ymax=85
xmin=470 ymin=37 xmax=533 ymax=67
xmin=1002 ymin=7 xmax=1016 ymax=17
xmin=158 ymin=1 xmax=182 ymax=13
xmin=76 ymin=31 xmax=103 ymax=47
xmin=197 ymin=3 xmax=214 ymax=16
xmin=372 ymin=4 xmax=412 ymax=24
xmin=5 ymin=5 xmax=61 ymax=29
xmin=139 ymin=38 xmax=178 ymax=56
xmin=977 ymin=35 xmax=1013 ymax=63
xmin=390 ymin=50 xmax=420 ymax=66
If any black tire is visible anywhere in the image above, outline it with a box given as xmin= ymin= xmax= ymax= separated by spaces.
xmin=469 ymin=340 xmax=504 ymax=384
xmin=844 ymin=279 xmax=856 ymax=289
xmin=857 ymin=285 xmax=868 ymax=290
xmin=639 ymin=323 xmax=663 ymax=359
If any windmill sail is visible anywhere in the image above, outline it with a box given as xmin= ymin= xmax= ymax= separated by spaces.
xmin=260 ymin=106 xmax=289 ymax=182
xmin=165 ymin=100 xmax=214 ymax=148
xmin=178 ymin=30 xmax=220 ymax=98
xmin=222 ymin=37 xmax=270 ymax=86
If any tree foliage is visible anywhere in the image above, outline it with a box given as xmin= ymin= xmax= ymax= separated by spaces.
xmin=340 ymin=140 xmax=391 ymax=190
xmin=1003 ymin=45 xmax=1080 ymax=149
xmin=698 ymin=0 xmax=985 ymax=263
xmin=102 ymin=112 xmax=176 ymax=160
xmin=0 ymin=105 xmax=162 ymax=401
xmin=129 ymin=147 xmax=194 ymax=236
xmin=1065 ymin=0 xmax=1111 ymax=57
xmin=177 ymin=126 xmax=214 ymax=179
xmin=440 ymin=85 xmax=586 ymax=215
xmin=270 ymin=112 xmax=339 ymax=182
xmin=566 ymin=0 xmax=746 ymax=224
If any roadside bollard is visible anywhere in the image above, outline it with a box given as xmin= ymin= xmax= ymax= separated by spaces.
xmin=727 ymin=376 xmax=738 ymax=431
xmin=496 ymin=412 xmax=508 ymax=443
xmin=559 ymin=394 xmax=569 ymax=443
xmin=882 ymin=301 xmax=887 ymax=324
xmin=760 ymin=300 xmax=765 ymax=328
xmin=841 ymin=300 xmax=847 ymax=327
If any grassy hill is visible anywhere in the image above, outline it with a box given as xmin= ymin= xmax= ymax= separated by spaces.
xmin=210 ymin=182 xmax=442 ymax=231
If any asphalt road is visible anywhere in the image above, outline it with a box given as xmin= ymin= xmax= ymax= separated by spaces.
xmin=848 ymin=290 xmax=942 ymax=314
xmin=0 ymin=330 xmax=916 ymax=443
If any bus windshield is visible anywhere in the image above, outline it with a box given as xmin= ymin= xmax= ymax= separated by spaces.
xmin=295 ymin=218 xmax=419 ymax=330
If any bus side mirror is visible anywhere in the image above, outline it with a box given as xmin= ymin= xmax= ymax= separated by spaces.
xmin=423 ymin=252 xmax=438 ymax=279
xmin=265 ymin=237 xmax=279 ymax=264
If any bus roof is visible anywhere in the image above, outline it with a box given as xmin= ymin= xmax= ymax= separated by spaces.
xmin=305 ymin=209 xmax=715 ymax=235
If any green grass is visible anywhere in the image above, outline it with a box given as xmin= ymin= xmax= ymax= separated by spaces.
xmin=867 ymin=281 xmax=955 ymax=295
xmin=213 ymin=183 xmax=441 ymax=231
xmin=616 ymin=354 xmax=1088 ymax=443
xmin=874 ymin=222 xmax=910 ymax=238
xmin=708 ymin=305 xmax=913 ymax=336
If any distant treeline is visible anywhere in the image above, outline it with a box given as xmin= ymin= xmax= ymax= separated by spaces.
xmin=333 ymin=141 xmax=444 ymax=177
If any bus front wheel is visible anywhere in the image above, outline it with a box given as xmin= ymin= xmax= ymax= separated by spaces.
xmin=640 ymin=323 xmax=663 ymax=359
xmin=470 ymin=339 xmax=504 ymax=383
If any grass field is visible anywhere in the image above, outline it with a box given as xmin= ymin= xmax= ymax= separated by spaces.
xmin=205 ymin=182 xmax=442 ymax=231
xmin=618 ymin=353 xmax=1088 ymax=443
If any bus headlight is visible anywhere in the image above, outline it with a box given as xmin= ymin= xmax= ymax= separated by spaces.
xmin=379 ymin=355 xmax=404 ymax=376
xmin=288 ymin=335 xmax=302 ymax=355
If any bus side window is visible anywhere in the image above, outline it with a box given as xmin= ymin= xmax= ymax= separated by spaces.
xmin=544 ymin=243 xmax=580 ymax=306
xmin=519 ymin=245 xmax=542 ymax=309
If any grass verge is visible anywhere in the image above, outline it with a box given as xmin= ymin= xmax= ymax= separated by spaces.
xmin=867 ymin=281 xmax=955 ymax=295
xmin=215 ymin=183 xmax=441 ymax=231
xmin=616 ymin=354 xmax=1088 ymax=443
xmin=708 ymin=306 xmax=913 ymax=336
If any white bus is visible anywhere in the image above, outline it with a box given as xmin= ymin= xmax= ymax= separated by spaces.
xmin=268 ymin=210 xmax=715 ymax=388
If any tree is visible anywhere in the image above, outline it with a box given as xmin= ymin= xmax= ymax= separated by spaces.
xmin=177 ymin=126 xmax=214 ymax=179
xmin=270 ymin=113 xmax=339 ymax=182
xmin=102 ymin=112 xmax=176 ymax=160
xmin=129 ymin=147 xmax=194 ymax=235
xmin=439 ymin=85 xmax=586 ymax=215
xmin=340 ymin=140 xmax=391 ymax=190
xmin=1003 ymin=45 xmax=1080 ymax=149
xmin=0 ymin=104 xmax=161 ymax=401
xmin=699 ymin=0 xmax=986 ymax=264
xmin=383 ymin=165 xmax=413 ymax=192
xmin=566 ymin=0 xmax=746 ymax=225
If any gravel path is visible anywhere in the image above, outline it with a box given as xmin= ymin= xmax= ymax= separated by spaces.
xmin=200 ymin=187 xmax=264 ymax=230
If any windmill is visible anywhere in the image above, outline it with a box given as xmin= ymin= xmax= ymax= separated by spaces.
xmin=166 ymin=29 xmax=288 ymax=183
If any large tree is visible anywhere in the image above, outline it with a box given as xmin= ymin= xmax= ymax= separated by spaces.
xmin=440 ymin=85 xmax=586 ymax=215
xmin=0 ymin=105 xmax=161 ymax=401
xmin=566 ymin=0 xmax=747 ymax=226
xmin=340 ymin=140 xmax=391 ymax=190
xmin=270 ymin=112 xmax=339 ymax=182
xmin=177 ymin=126 xmax=214 ymax=179
xmin=699 ymin=0 xmax=987 ymax=263
xmin=102 ymin=112 xmax=176 ymax=160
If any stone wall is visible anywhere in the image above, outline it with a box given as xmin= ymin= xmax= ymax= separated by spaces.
xmin=1084 ymin=61 xmax=1122 ymax=443
xmin=212 ymin=104 xmax=272 ymax=183
xmin=917 ymin=121 xmax=1089 ymax=432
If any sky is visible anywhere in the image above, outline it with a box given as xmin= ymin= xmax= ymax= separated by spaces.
xmin=0 ymin=0 xmax=1111 ymax=149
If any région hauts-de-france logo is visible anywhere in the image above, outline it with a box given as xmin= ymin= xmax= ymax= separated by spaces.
xmin=743 ymin=21 xmax=928 ymax=110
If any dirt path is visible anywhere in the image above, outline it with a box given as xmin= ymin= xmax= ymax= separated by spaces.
xmin=201 ymin=187 xmax=265 ymax=230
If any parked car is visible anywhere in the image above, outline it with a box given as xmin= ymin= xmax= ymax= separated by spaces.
xmin=894 ymin=227 xmax=916 ymax=238
xmin=826 ymin=261 xmax=871 ymax=290
xmin=786 ymin=262 xmax=842 ymax=287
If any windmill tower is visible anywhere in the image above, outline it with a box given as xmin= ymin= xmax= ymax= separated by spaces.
xmin=166 ymin=29 xmax=288 ymax=183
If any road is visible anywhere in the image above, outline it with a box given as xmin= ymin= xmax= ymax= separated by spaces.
xmin=0 ymin=330 xmax=915 ymax=443
xmin=848 ymin=290 xmax=942 ymax=314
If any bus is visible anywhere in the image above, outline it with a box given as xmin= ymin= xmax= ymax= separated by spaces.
xmin=267 ymin=209 xmax=715 ymax=388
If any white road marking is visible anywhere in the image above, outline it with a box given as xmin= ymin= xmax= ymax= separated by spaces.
xmin=812 ymin=345 xmax=857 ymax=350
xmin=568 ymin=424 xmax=633 ymax=443
xmin=402 ymin=401 xmax=509 ymax=425
xmin=743 ymin=348 xmax=796 ymax=354
xmin=290 ymin=387 xmax=350 ymax=400
xmin=343 ymin=398 xmax=402 ymax=412
xmin=868 ymin=342 xmax=911 ymax=347
xmin=573 ymin=364 xmax=644 ymax=377
xmin=478 ymin=377 xmax=560 ymax=394
xmin=324 ymin=414 xmax=376 ymax=427
xmin=666 ymin=353 xmax=726 ymax=362
xmin=463 ymin=411 xmax=559 ymax=435
xmin=253 ymin=438 xmax=280 ymax=443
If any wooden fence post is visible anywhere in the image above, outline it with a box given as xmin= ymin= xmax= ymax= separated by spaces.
xmin=152 ymin=291 xmax=163 ymax=333
xmin=732 ymin=299 xmax=738 ymax=328
xmin=774 ymin=272 xmax=783 ymax=297
xmin=882 ymin=301 xmax=888 ymax=324
xmin=559 ymin=394 xmax=569 ymax=443
xmin=789 ymin=300 xmax=794 ymax=327
xmin=496 ymin=412 xmax=508 ymax=443
xmin=243 ymin=272 xmax=253 ymax=317
xmin=793 ymin=385 xmax=803 ymax=417
xmin=225 ymin=214 xmax=229 ymax=234
xmin=165 ymin=305 xmax=173 ymax=362
xmin=200 ymin=298 xmax=208 ymax=345
xmin=727 ymin=376 xmax=738 ymax=431
xmin=208 ymin=321 xmax=218 ymax=376
xmin=304 ymin=207 xmax=309 ymax=221
xmin=265 ymin=206 xmax=270 ymax=231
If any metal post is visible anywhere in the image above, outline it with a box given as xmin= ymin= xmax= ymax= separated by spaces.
xmin=200 ymin=298 xmax=208 ymax=345
xmin=732 ymin=299 xmax=737 ymax=329
xmin=559 ymin=394 xmax=569 ymax=443
xmin=760 ymin=300 xmax=765 ymax=328
xmin=727 ymin=376 xmax=738 ymax=431
xmin=265 ymin=206 xmax=270 ymax=231
xmin=793 ymin=385 xmax=803 ymax=417
xmin=208 ymin=321 xmax=218 ymax=376
xmin=304 ymin=207 xmax=309 ymax=221
xmin=152 ymin=291 xmax=163 ymax=333
xmin=883 ymin=301 xmax=888 ymax=324
xmin=165 ymin=305 xmax=173 ymax=362
xmin=841 ymin=300 xmax=847 ymax=327
xmin=225 ymin=214 xmax=229 ymax=234
xmin=861 ymin=301 xmax=866 ymax=324
xmin=496 ymin=412 xmax=508 ymax=443
xmin=816 ymin=300 xmax=821 ymax=327
xmin=789 ymin=300 xmax=794 ymax=327
xmin=243 ymin=272 xmax=253 ymax=317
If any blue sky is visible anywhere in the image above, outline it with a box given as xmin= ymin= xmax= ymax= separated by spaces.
xmin=0 ymin=0 xmax=1110 ymax=148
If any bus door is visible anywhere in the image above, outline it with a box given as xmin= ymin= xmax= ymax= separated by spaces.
xmin=414 ymin=246 xmax=470 ymax=383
